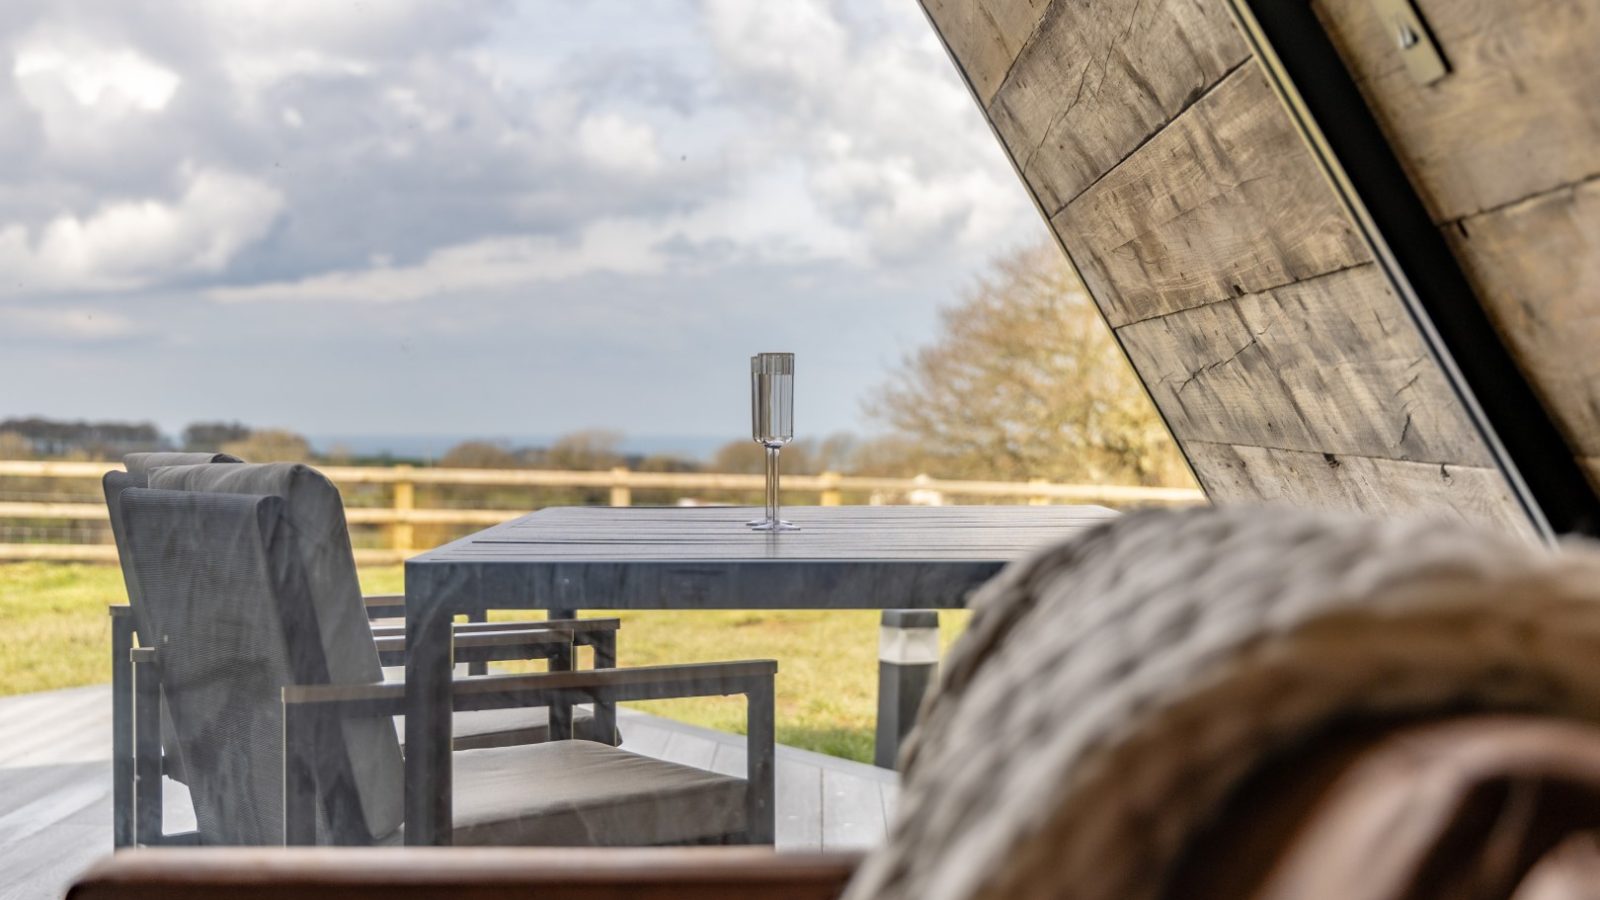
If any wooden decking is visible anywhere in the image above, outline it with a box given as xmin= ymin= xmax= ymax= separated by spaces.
xmin=0 ymin=685 xmax=896 ymax=900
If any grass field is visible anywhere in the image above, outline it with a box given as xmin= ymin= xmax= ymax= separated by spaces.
xmin=0 ymin=562 xmax=967 ymax=763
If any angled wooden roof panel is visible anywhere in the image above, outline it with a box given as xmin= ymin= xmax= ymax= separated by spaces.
xmin=920 ymin=0 xmax=1566 ymax=537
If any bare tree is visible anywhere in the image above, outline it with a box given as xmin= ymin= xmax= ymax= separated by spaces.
xmin=439 ymin=441 xmax=524 ymax=469
xmin=867 ymin=242 xmax=1190 ymax=487
xmin=221 ymin=429 xmax=312 ymax=463
xmin=182 ymin=421 xmax=250 ymax=451
xmin=542 ymin=429 xmax=626 ymax=471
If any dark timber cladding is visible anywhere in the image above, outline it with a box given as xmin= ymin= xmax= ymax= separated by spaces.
xmin=918 ymin=0 xmax=1535 ymax=536
xmin=1313 ymin=0 xmax=1600 ymax=493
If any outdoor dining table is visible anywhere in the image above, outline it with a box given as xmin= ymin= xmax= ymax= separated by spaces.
xmin=401 ymin=503 xmax=1120 ymax=845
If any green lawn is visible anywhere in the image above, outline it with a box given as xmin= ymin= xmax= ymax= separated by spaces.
xmin=0 ymin=562 xmax=966 ymax=764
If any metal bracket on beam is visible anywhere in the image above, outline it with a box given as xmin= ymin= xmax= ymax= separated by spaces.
xmin=1369 ymin=0 xmax=1449 ymax=85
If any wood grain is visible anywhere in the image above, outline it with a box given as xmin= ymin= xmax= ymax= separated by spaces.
xmin=918 ymin=0 xmax=1051 ymax=105
xmin=924 ymin=0 xmax=1529 ymax=530
xmin=1183 ymin=441 xmax=1532 ymax=535
xmin=988 ymin=0 xmax=1246 ymax=215
xmin=1315 ymin=0 xmax=1600 ymax=223
xmin=1055 ymin=64 xmax=1368 ymax=327
xmin=1449 ymin=178 xmax=1600 ymax=465
xmin=1118 ymin=264 xmax=1490 ymax=464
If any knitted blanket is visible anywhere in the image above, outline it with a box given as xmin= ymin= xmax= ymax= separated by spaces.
xmin=845 ymin=507 xmax=1600 ymax=900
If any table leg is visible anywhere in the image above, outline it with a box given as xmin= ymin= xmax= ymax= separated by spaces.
xmin=404 ymin=573 xmax=455 ymax=845
xmin=874 ymin=610 xmax=940 ymax=770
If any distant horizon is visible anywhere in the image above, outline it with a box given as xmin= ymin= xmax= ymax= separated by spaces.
xmin=307 ymin=431 xmax=738 ymax=462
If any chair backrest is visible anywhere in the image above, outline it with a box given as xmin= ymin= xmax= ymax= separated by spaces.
xmin=123 ymin=463 xmax=403 ymax=845
xmin=123 ymin=451 xmax=242 ymax=479
xmin=106 ymin=452 xmax=242 ymax=636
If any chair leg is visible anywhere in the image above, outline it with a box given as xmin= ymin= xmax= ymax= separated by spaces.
xmin=746 ymin=678 xmax=776 ymax=845
xmin=111 ymin=611 xmax=135 ymax=849
xmin=548 ymin=644 xmax=574 ymax=740
xmin=282 ymin=699 xmax=319 ymax=846
xmin=465 ymin=608 xmax=488 ymax=676
xmin=133 ymin=652 xmax=163 ymax=846
xmin=592 ymin=631 xmax=619 ymax=745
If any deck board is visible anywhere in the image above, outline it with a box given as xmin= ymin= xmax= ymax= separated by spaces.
xmin=0 ymin=685 xmax=896 ymax=899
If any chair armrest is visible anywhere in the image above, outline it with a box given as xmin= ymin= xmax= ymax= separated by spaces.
xmin=67 ymin=848 xmax=862 ymax=900
xmin=448 ymin=660 xmax=776 ymax=710
xmin=284 ymin=660 xmax=774 ymax=715
xmin=372 ymin=628 xmax=573 ymax=666
xmin=367 ymin=613 xmax=621 ymax=640
xmin=362 ymin=594 xmax=406 ymax=620
xmin=367 ymin=618 xmax=619 ymax=638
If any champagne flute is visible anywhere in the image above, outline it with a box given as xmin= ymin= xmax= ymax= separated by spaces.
xmin=748 ymin=352 xmax=798 ymax=531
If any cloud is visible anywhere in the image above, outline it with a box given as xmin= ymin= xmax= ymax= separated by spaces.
xmin=207 ymin=218 xmax=668 ymax=304
xmin=14 ymin=34 xmax=180 ymax=112
xmin=0 ymin=0 xmax=1049 ymax=438
xmin=576 ymin=113 xmax=663 ymax=176
xmin=697 ymin=0 xmax=1029 ymax=262
xmin=0 ymin=167 xmax=284 ymax=291
xmin=0 ymin=305 xmax=138 ymax=341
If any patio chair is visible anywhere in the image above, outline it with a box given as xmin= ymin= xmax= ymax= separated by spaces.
xmin=116 ymin=465 xmax=775 ymax=846
xmin=103 ymin=459 xmax=620 ymax=847
xmin=73 ymin=506 xmax=1600 ymax=897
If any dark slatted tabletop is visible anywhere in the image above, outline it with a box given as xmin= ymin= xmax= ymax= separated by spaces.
xmin=406 ymin=505 xmax=1119 ymax=610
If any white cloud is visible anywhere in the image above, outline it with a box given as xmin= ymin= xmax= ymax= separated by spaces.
xmin=0 ymin=168 xmax=284 ymax=291
xmin=697 ymin=0 xmax=1030 ymax=262
xmin=577 ymin=113 xmax=663 ymax=176
xmin=13 ymin=35 xmax=181 ymax=113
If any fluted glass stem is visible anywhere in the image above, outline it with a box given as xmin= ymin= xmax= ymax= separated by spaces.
xmin=764 ymin=444 xmax=779 ymax=525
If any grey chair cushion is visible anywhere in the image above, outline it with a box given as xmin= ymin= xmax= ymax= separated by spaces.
xmin=146 ymin=462 xmax=403 ymax=843
xmin=396 ymin=706 xmax=602 ymax=751
xmin=123 ymin=451 xmax=241 ymax=478
xmin=446 ymin=741 xmax=746 ymax=846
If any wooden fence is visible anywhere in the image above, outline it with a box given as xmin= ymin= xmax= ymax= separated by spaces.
xmin=0 ymin=460 xmax=1204 ymax=564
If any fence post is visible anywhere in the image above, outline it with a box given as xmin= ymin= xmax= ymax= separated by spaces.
xmin=908 ymin=473 xmax=944 ymax=507
xmin=819 ymin=471 xmax=843 ymax=506
xmin=392 ymin=465 xmax=415 ymax=554
xmin=1027 ymin=477 xmax=1051 ymax=505
xmin=609 ymin=467 xmax=631 ymax=507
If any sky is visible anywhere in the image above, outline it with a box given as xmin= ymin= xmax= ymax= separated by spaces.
xmin=0 ymin=0 xmax=1045 ymax=452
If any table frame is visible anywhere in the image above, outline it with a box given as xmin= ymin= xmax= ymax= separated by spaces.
xmin=402 ymin=504 xmax=1116 ymax=844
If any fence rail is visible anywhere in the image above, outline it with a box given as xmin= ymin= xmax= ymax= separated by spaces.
xmin=0 ymin=459 xmax=1204 ymax=564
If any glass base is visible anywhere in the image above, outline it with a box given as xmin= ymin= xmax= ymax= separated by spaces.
xmin=746 ymin=517 xmax=794 ymax=527
xmin=750 ymin=519 xmax=800 ymax=532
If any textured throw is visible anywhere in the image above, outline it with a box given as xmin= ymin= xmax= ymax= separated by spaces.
xmin=844 ymin=506 xmax=1600 ymax=900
